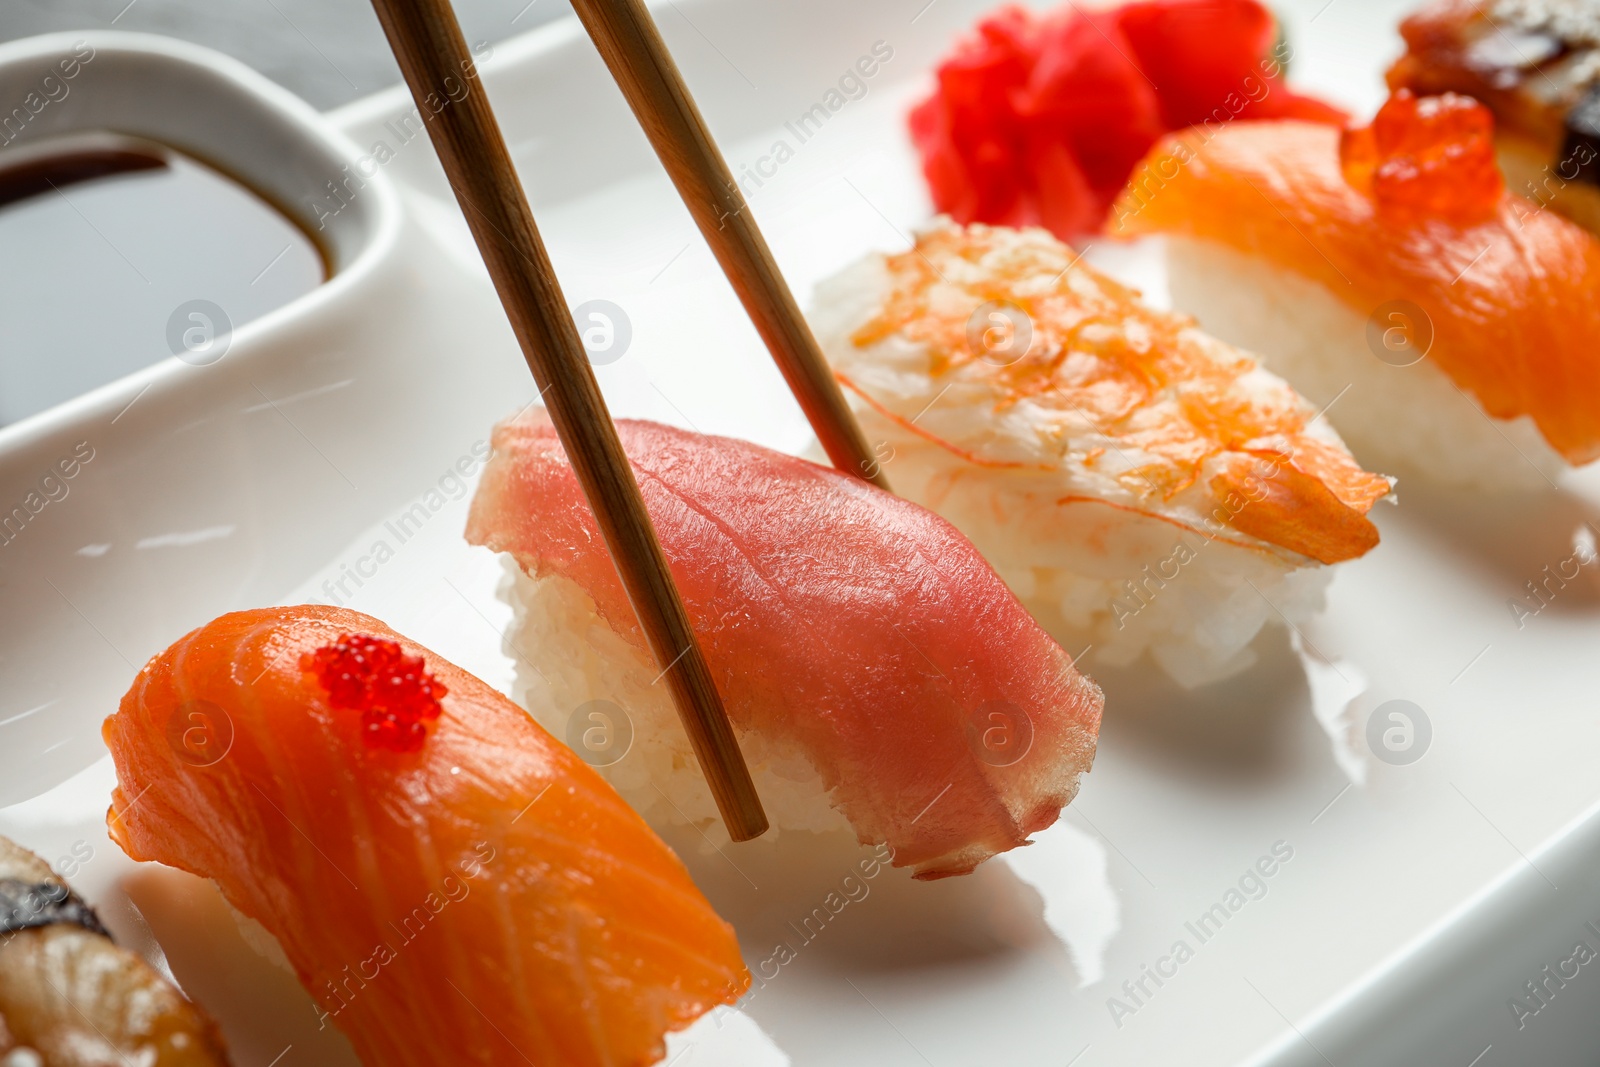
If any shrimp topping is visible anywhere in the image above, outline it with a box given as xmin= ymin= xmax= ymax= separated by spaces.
xmin=845 ymin=222 xmax=1389 ymax=563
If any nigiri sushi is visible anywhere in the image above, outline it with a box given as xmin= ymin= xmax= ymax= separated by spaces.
xmin=465 ymin=410 xmax=1103 ymax=879
xmin=0 ymin=834 xmax=230 ymax=1066
xmin=103 ymin=607 xmax=747 ymax=1067
xmin=1113 ymin=91 xmax=1600 ymax=490
xmin=1387 ymin=0 xmax=1600 ymax=235
xmin=810 ymin=220 xmax=1389 ymax=688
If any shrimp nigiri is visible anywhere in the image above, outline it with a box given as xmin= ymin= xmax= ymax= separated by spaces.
xmin=103 ymin=607 xmax=747 ymax=1067
xmin=811 ymin=220 xmax=1389 ymax=687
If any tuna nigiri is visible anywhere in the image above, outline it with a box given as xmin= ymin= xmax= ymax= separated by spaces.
xmin=811 ymin=220 xmax=1389 ymax=688
xmin=0 ymin=834 xmax=230 ymax=1066
xmin=1387 ymin=0 xmax=1600 ymax=236
xmin=1113 ymin=91 xmax=1600 ymax=489
xmin=465 ymin=410 xmax=1103 ymax=879
xmin=103 ymin=607 xmax=747 ymax=1067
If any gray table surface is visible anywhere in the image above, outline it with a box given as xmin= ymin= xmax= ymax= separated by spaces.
xmin=1 ymin=0 xmax=575 ymax=111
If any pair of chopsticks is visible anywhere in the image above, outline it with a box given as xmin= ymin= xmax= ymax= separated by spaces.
xmin=368 ymin=0 xmax=887 ymax=841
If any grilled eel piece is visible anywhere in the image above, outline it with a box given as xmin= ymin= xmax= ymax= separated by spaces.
xmin=0 ymin=835 xmax=229 ymax=1066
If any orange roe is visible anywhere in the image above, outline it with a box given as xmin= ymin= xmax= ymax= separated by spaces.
xmin=1338 ymin=88 xmax=1503 ymax=223
xmin=301 ymin=633 xmax=446 ymax=753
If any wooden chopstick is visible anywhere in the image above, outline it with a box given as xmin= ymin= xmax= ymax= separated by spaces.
xmin=568 ymin=0 xmax=892 ymax=491
xmin=368 ymin=0 xmax=767 ymax=841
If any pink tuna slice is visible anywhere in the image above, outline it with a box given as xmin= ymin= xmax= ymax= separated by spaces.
xmin=466 ymin=409 xmax=1103 ymax=878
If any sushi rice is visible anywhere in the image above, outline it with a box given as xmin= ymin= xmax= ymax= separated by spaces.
xmin=500 ymin=561 xmax=851 ymax=840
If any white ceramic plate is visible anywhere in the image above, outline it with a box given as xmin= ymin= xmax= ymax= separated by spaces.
xmin=3 ymin=2 xmax=1599 ymax=1065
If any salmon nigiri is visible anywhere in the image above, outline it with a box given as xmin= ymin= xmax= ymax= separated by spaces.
xmin=103 ymin=607 xmax=747 ymax=1067
xmin=466 ymin=411 xmax=1104 ymax=879
xmin=811 ymin=220 xmax=1389 ymax=687
xmin=1113 ymin=90 xmax=1600 ymax=489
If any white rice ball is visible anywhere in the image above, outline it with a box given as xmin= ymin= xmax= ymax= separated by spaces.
xmin=497 ymin=558 xmax=850 ymax=842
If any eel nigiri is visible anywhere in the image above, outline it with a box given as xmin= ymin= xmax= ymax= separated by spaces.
xmin=103 ymin=607 xmax=747 ymax=1067
xmin=1387 ymin=0 xmax=1600 ymax=236
xmin=811 ymin=220 xmax=1389 ymax=688
xmin=465 ymin=411 xmax=1103 ymax=879
xmin=1113 ymin=91 xmax=1600 ymax=489
xmin=0 ymin=834 xmax=229 ymax=1066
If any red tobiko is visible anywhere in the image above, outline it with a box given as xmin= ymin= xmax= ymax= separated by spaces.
xmin=1339 ymin=89 xmax=1503 ymax=224
xmin=302 ymin=633 xmax=447 ymax=753
xmin=909 ymin=0 xmax=1347 ymax=240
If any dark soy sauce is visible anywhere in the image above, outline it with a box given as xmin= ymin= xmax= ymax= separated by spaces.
xmin=0 ymin=139 xmax=168 ymax=208
xmin=0 ymin=132 xmax=326 ymax=427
